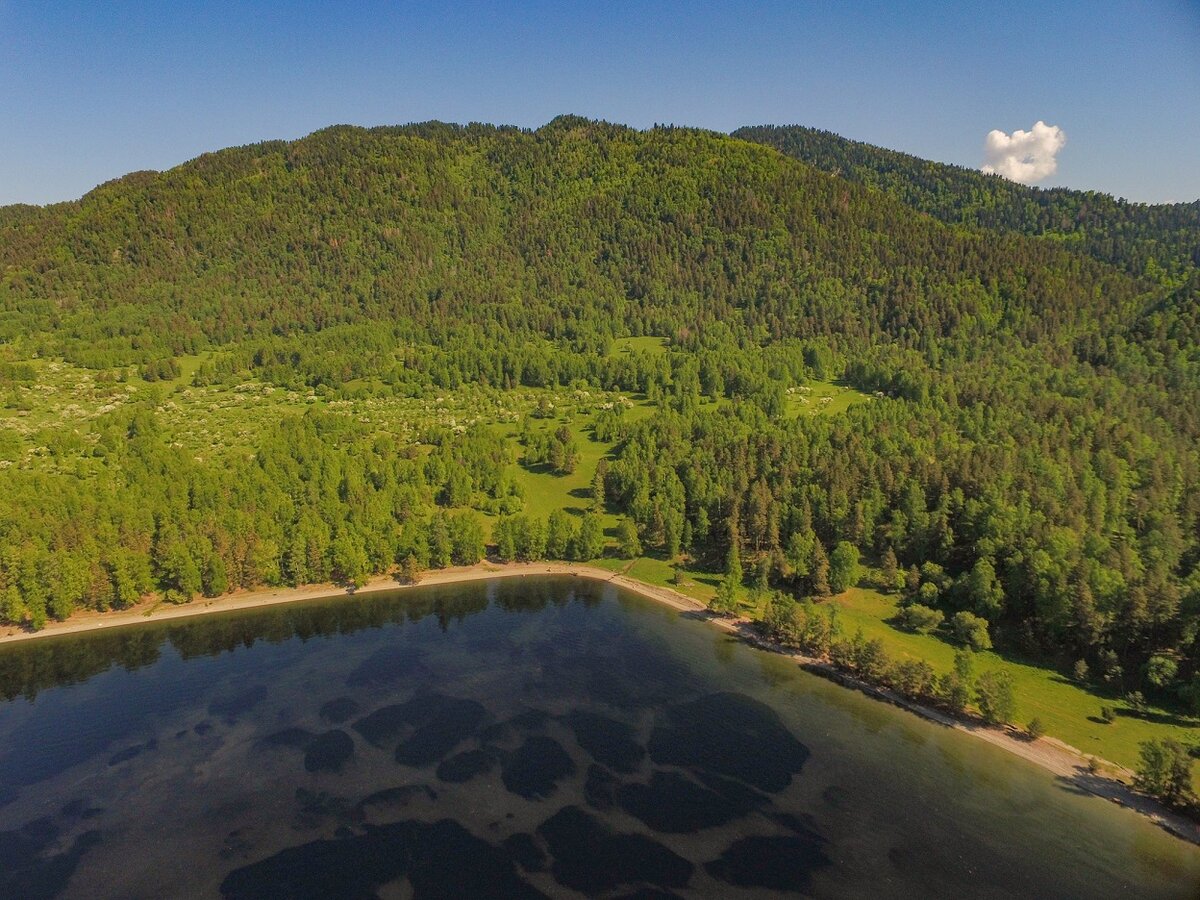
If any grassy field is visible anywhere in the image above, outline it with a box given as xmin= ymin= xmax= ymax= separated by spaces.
xmin=784 ymin=380 xmax=874 ymax=419
xmin=831 ymin=584 xmax=1198 ymax=780
xmin=610 ymin=336 xmax=669 ymax=356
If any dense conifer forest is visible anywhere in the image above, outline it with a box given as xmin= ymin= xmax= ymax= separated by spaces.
xmin=1 ymin=117 xmax=1198 ymax=774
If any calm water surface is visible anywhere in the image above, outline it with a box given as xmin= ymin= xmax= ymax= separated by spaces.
xmin=0 ymin=576 xmax=1196 ymax=898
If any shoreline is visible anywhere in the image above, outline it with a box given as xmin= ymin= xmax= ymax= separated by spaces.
xmin=0 ymin=561 xmax=1196 ymax=846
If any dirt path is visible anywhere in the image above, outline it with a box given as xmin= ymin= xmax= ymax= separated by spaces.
xmin=1 ymin=561 xmax=1196 ymax=845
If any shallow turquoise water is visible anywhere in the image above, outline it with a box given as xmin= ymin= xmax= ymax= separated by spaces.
xmin=0 ymin=576 xmax=1196 ymax=898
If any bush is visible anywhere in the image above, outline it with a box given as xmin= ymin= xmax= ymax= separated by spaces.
xmin=1026 ymin=717 xmax=1045 ymax=739
xmin=895 ymin=603 xmax=943 ymax=634
xmin=1099 ymin=705 xmax=1116 ymax=724
xmin=950 ymin=611 xmax=992 ymax=651
xmin=1072 ymin=659 xmax=1089 ymax=683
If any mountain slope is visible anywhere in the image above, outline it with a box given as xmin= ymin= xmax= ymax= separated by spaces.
xmin=0 ymin=118 xmax=1156 ymax=369
xmin=733 ymin=124 xmax=1200 ymax=278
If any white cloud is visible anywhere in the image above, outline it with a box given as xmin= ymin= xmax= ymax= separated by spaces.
xmin=981 ymin=121 xmax=1066 ymax=184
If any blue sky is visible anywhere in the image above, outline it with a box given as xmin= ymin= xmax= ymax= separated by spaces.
xmin=2 ymin=0 xmax=1198 ymax=205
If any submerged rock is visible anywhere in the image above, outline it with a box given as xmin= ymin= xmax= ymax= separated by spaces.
xmin=318 ymin=697 xmax=360 ymax=724
xmin=705 ymin=834 xmax=830 ymax=891
xmin=220 ymin=818 xmax=545 ymax=899
xmin=208 ymin=684 xmax=268 ymax=721
xmin=436 ymin=748 xmax=495 ymax=783
xmin=647 ymin=692 xmax=809 ymax=792
xmin=536 ymin=805 xmax=693 ymax=893
xmin=616 ymin=770 xmax=756 ymax=833
xmin=304 ymin=730 xmax=354 ymax=773
xmin=564 ymin=711 xmax=644 ymax=773
xmin=353 ymin=693 xmax=486 ymax=766
xmin=501 ymin=736 xmax=574 ymax=799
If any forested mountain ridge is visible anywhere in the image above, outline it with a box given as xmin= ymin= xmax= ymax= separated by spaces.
xmin=733 ymin=124 xmax=1200 ymax=279
xmin=0 ymin=117 xmax=1163 ymax=366
xmin=1 ymin=118 xmax=1198 ymax=761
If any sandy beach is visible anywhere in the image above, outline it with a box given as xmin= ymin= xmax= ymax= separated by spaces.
xmin=1 ymin=560 xmax=1196 ymax=845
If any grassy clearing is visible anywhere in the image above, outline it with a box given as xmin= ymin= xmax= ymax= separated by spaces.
xmin=610 ymin=336 xmax=668 ymax=356
xmin=784 ymin=379 xmax=873 ymax=419
xmin=832 ymin=585 xmax=1199 ymax=779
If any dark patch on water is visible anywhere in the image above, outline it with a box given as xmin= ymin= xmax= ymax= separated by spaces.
xmin=354 ymin=784 xmax=437 ymax=822
xmin=193 ymin=720 xmax=214 ymax=735
xmin=565 ymin=710 xmax=644 ymax=773
xmin=318 ymin=697 xmax=359 ymax=724
xmin=822 ymin=784 xmax=852 ymax=810
xmin=537 ymin=805 xmax=693 ymax=893
xmin=584 ymin=763 xmax=619 ymax=811
xmin=503 ymin=832 xmax=546 ymax=872
xmin=262 ymin=727 xmax=315 ymax=748
xmin=582 ymin=662 xmax=639 ymax=707
xmin=304 ymin=730 xmax=354 ymax=773
xmin=208 ymin=684 xmax=268 ymax=721
xmin=436 ymin=748 xmax=495 ymax=783
xmin=617 ymin=770 xmax=755 ymax=833
xmin=353 ymin=693 xmax=486 ymax=766
xmin=478 ymin=721 xmax=510 ymax=744
xmin=220 ymin=828 xmax=254 ymax=861
xmin=220 ymin=818 xmax=546 ymax=900
xmin=692 ymin=770 xmax=768 ymax=809
xmin=648 ymin=692 xmax=809 ymax=792
xmin=106 ymin=737 xmax=157 ymax=767
xmin=344 ymin=644 xmax=423 ymax=688
xmin=509 ymin=708 xmax=551 ymax=731
xmin=768 ymin=810 xmax=821 ymax=835
xmin=705 ymin=833 xmax=831 ymax=891
xmin=395 ymin=697 xmax=487 ymax=767
xmin=502 ymin=735 xmax=575 ymax=799
xmin=0 ymin=816 xmax=102 ymax=900
xmin=352 ymin=703 xmax=411 ymax=747
xmin=293 ymin=789 xmax=353 ymax=831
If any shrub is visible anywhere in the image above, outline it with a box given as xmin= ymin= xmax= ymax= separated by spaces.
xmin=1026 ymin=717 xmax=1045 ymax=739
xmin=896 ymin=603 xmax=943 ymax=634
xmin=950 ymin=611 xmax=992 ymax=651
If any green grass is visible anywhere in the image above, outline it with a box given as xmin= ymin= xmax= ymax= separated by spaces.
xmin=833 ymin=585 xmax=1199 ymax=781
xmin=610 ymin=336 xmax=668 ymax=356
xmin=784 ymin=379 xmax=873 ymax=419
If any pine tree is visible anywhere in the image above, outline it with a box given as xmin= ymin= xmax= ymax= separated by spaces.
xmin=810 ymin=541 xmax=831 ymax=598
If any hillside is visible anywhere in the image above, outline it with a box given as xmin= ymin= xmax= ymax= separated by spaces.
xmin=733 ymin=124 xmax=1200 ymax=278
xmin=0 ymin=117 xmax=1161 ymax=367
xmin=0 ymin=117 xmax=1198 ymax=783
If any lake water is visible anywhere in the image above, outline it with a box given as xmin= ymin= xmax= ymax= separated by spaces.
xmin=0 ymin=576 xmax=1196 ymax=898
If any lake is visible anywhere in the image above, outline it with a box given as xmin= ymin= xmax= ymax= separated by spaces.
xmin=0 ymin=576 xmax=1196 ymax=898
